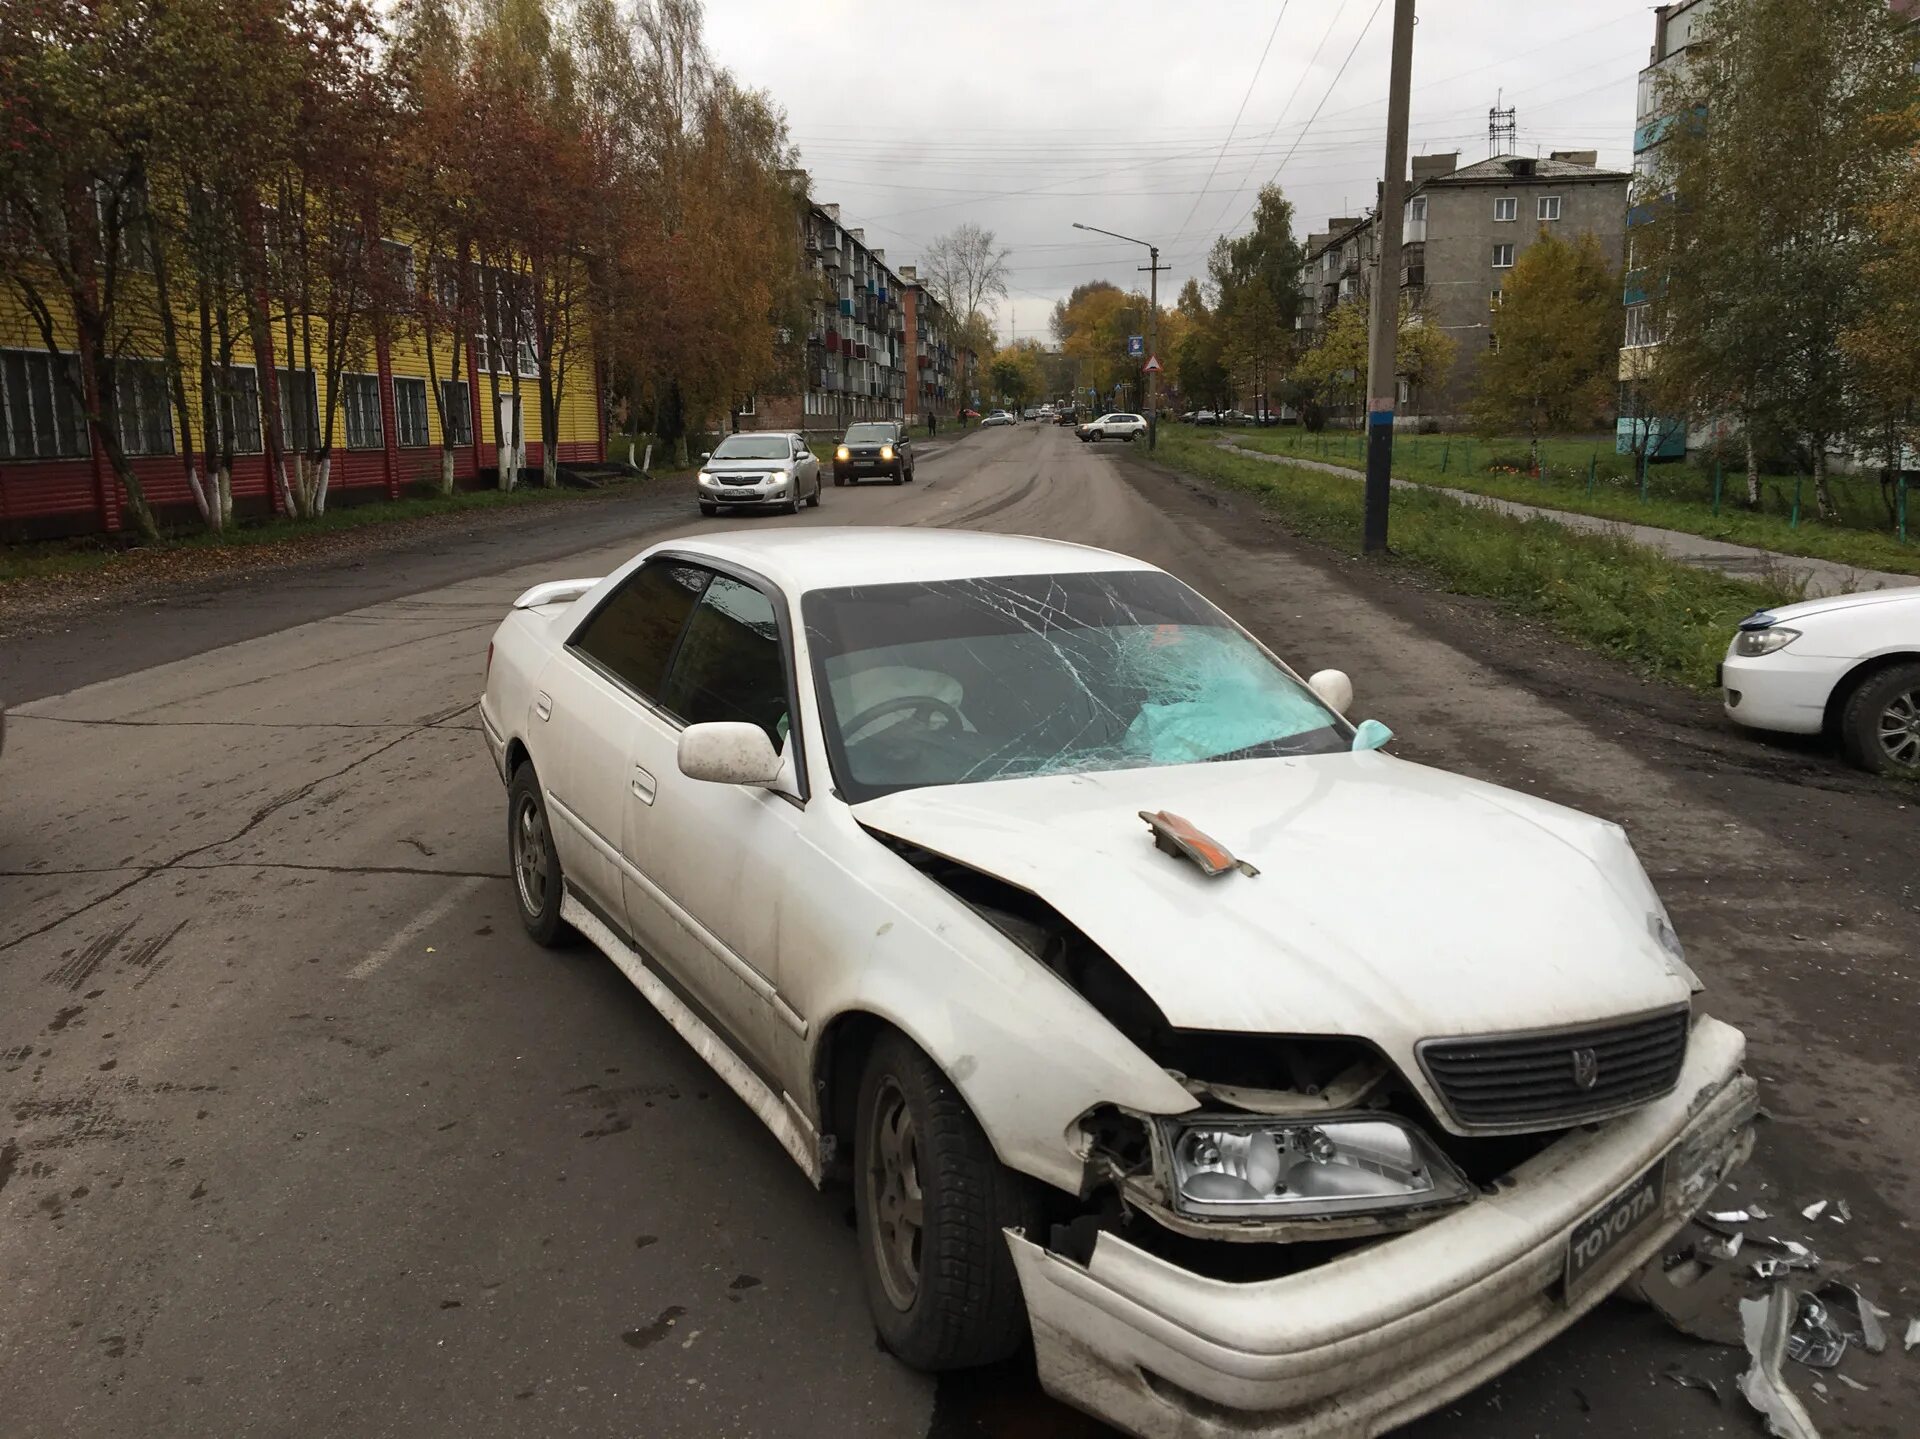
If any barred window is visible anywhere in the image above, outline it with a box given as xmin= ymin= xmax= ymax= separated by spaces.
xmin=394 ymin=377 xmax=430 ymax=447
xmin=277 ymin=368 xmax=320 ymax=452
xmin=341 ymin=373 xmax=383 ymax=450
xmin=0 ymin=348 xmax=90 ymax=459
xmin=115 ymin=360 xmax=174 ymax=455
xmin=439 ymin=379 xmax=472 ymax=445
xmin=212 ymin=365 xmax=263 ymax=454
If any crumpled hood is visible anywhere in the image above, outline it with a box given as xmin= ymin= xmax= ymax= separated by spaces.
xmin=852 ymin=752 xmax=1690 ymax=1047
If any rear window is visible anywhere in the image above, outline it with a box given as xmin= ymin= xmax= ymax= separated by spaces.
xmin=571 ymin=561 xmax=708 ymax=697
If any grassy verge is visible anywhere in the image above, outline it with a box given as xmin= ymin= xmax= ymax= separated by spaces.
xmin=1223 ymin=427 xmax=1920 ymax=579
xmin=0 ymin=476 xmax=661 ymax=588
xmin=1151 ymin=428 xmax=1796 ymax=692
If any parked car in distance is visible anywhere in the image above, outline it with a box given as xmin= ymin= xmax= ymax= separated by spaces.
xmin=980 ymin=410 xmax=1015 ymax=428
xmin=1192 ymin=409 xmax=1218 ymax=426
xmin=479 ymin=527 xmax=1755 ymax=1439
xmin=1720 ymin=587 xmax=1920 ymax=774
xmin=834 ymin=421 xmax=915 ymax=487
xmin=1077 ymin=412 xmax=1149 ymax=443
xmin=696 ymin=431 xmax=821 ymax=516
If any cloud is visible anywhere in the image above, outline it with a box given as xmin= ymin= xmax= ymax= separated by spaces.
xmin=705 ymin=1 xmax=1653 ymax=339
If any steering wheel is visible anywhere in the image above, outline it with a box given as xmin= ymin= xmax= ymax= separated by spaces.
xmin=842 ymin=693 xmax=968 ymax=742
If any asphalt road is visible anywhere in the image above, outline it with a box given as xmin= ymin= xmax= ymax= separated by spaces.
xmin=5 ymin=423 xmax=1917 ymax=1438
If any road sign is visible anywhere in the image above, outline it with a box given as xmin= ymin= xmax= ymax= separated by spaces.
xmin=1127 ymin=335 xmax=1144 ymax=357
xmin=1142 ymin=355 xmax=1162 ymax=373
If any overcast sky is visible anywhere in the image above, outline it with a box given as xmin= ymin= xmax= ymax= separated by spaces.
xmin=704 ymin=0 xmax=1656 ymax=347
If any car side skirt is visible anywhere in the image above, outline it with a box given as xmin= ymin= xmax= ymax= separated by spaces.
xmin=559 ymin=890 xmax=826 ymax=1186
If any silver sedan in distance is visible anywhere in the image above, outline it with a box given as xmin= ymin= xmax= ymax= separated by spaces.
xmin=697 ymin=432 xmax=822 ymax=516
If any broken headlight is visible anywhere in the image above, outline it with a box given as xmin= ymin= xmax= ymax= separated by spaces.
xmin=1158 ymin=1115 xmax=1470 ymax=1219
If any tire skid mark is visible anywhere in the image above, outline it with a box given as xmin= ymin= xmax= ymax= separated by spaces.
xmin=127 ymin=919 xmax=191 ymax=990
xmin=43 ymin=923 xmax=135 ymax=992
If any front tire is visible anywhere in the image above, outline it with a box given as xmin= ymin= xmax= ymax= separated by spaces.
xmin=1839 ymin=660 xmax=1920 ymax=774
xmin=854 ymin=1033 xmax=1039 ymax=1371
xmin=507 ymin=765 xmax=573 ymax=947
xmin=699 ymin=502 xmax=718 ymax=516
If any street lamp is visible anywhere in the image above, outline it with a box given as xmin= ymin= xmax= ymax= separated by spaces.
xmin=1071 ymin=221 xmax=1170 ymax=448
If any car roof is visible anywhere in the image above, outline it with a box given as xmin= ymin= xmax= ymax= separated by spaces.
xmin=660 ymin=526 xmax=1157 ymax=593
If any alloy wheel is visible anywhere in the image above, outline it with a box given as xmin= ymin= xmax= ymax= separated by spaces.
xmin=512 ymin=792 xmax=550 ymax=916
xmin=1878 ymin=687 xmax=1920 ymax=769
xmin=865 ymin=1075 xmax=925 ymax=1311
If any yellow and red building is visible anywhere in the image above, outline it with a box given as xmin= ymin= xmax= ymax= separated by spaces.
xmin=0 ymin=241 xmax=604 ymax=538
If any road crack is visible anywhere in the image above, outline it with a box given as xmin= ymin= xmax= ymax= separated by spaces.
xmin=0 ymin=719 xmax=458 ymax=955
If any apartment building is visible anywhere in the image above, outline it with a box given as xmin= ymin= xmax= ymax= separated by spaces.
xmin=756 ymin=189 xmax=907 ymax=432
xmin=1618 ymin=0 xmax=1720 ymax=456
xmin=1299 ymin=150 xmax=1628 ymax=423
xmin=895 ymin=266 xmax=961 ymax=426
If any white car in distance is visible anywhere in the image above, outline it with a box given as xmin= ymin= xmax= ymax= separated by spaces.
xmin=1720 ymin=586 xmax=1920 ymax=773
xmin=479 ymin=527 xmax=1756 ymax=1439
xmin=1079 ymin=412 xmax=1148 ymax=443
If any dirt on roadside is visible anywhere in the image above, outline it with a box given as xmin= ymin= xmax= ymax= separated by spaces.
xmin=0 ymin=482 xmax=673 ymax=642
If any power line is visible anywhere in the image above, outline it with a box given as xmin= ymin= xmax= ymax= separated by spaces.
xmin=1166 ymin=1 xmax=1291 ymax=254
xmin=1194 ymin=0 xmax=1353 ymax=244
xmin=1223 ymin=0 xmax=1388 ymax=241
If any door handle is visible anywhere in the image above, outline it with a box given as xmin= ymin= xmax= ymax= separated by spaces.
xmin=534 ymin=692 xmax=553 ymax=721
xmin=630 ymin=765 xmax=657 ymax=805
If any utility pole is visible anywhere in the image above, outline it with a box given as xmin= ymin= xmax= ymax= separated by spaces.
xmin=1363 ymin=0 xmax=1417 ymax=554
xmin=1071 ymin=220 xmax=1169 ymax=448
xmin=1137 ymin=245 xmax=1169 ymax=448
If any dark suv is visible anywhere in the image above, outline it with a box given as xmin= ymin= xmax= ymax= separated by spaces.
xmin=834 ymin=421 xmax=915 ymax=486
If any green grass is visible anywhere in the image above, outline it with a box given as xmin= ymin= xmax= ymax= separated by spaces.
xmin=1151 ymin=427 xmax=1798 ymax=692
xmin=0 ymin=475 xmax=659 ymax=587
xmin=1221 ymin=427 xmax=1920 ymax=579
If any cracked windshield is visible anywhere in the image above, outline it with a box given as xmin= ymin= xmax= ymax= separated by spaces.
xmin=5 ymin=0 xmax=1918 ymax=1437
xmin=805 ymin=571 xmax=1344 ymax=797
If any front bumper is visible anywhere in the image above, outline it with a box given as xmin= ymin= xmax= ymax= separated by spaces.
xmin=1719 ymin=651 xmax=1845 ymax=735
xmin=1009 ymin=1015 xmax=1755 ymax=1439
xmin=835 ymin=462 xmax=896 ymax=479
xmin=699 ymin=474 xmax=792 ymax=506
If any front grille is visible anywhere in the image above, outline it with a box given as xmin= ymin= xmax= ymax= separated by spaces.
xmin=1418 ymin=1007 xmax=1690 ymax=1131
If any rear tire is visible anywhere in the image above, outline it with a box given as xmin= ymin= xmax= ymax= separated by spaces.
xmin=854 ymin=1032 xmax=1040 ymax=1371
xmin=808 ymin=481 xmax=822 ymax=508
xmin=507 ymin=765 xmax=574 ymax=948
xmin=1839 ymin=660 xmax=1920 ymax=774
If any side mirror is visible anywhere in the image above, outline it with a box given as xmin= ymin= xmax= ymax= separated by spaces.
xmin=1307 ymin=668 xmax=1353 ymax=716
xmin=700 ymin=450 xmax=712 ymax=461
xmin=678 ymin=722 xmax=783 ymax=787
xmin=1351 ymin=718 xmax=1395 ymax=753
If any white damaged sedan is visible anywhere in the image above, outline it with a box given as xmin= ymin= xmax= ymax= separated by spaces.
xmin=479 ymin=527 xmax=1756 ymax=1437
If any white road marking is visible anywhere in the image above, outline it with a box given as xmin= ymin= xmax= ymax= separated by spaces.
xmin=348 ymin=875 xmax=488 ymax=980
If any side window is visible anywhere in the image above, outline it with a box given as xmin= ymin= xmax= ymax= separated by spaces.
xmin=660 ymin=576 xmax=791 ymax=747
xmin=570 ymin=560 xmax=709 ymax=697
